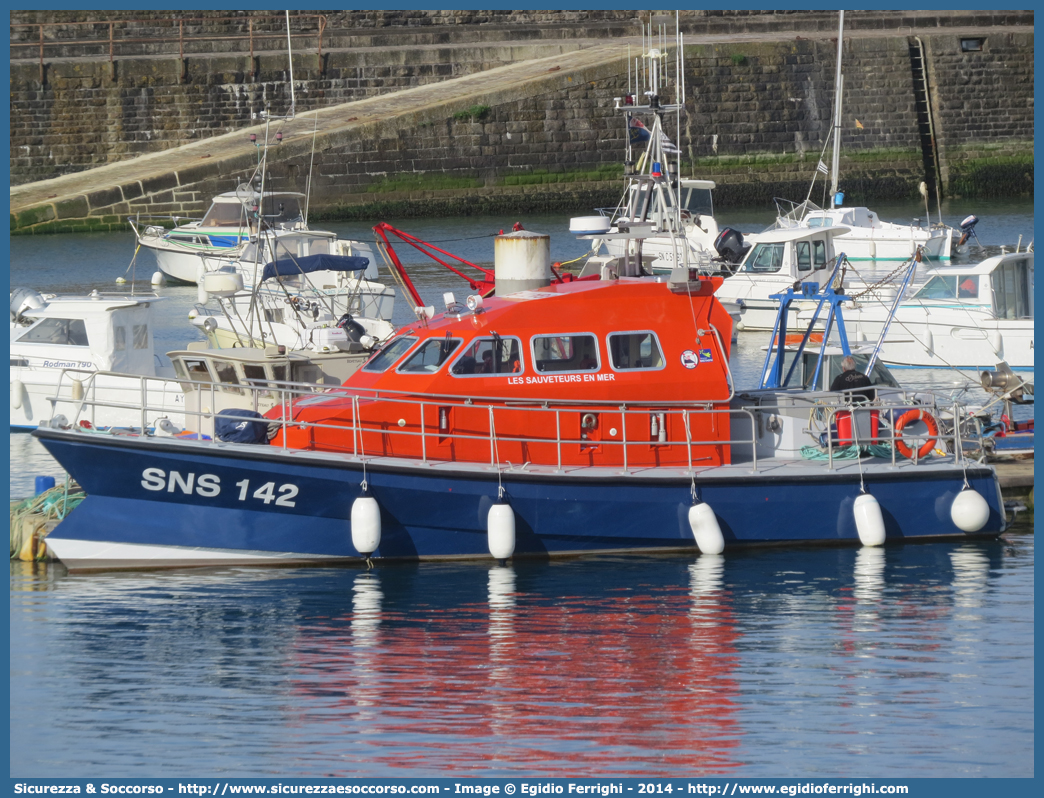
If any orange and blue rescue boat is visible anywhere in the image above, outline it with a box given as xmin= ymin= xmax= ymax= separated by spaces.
xmin=34 ymin=265 xmax=1005 ymax=570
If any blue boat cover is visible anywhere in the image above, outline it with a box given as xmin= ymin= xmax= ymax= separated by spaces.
xmin=260 ymin=254 xmax=369 ymax=282
xmin=214 ymin=409 xmax=270 ymax=444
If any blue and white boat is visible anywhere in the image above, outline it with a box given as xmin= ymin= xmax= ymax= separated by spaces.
xmin=32 ymin=237 xmax=1007 ymax=571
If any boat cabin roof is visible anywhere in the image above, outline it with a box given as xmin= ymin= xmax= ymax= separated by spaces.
xmin=346 ymin=276 xmax=735 ymax=405
xmin=920 ymin=252 xmax=1033 ymax=277
xmin=750 ymin=225 xmax=852 ymax=244
xmin=210 ymin=191 xmax=306 ymax=204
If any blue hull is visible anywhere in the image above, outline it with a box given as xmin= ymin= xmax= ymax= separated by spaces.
xmin=34 ymin=430 xmax=1006 ymax=565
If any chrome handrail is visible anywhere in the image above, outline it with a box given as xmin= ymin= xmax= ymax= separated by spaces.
xmin=35 ymin=367 xmax=989 ymax=477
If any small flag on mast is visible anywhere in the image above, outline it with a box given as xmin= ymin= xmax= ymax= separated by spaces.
xmin=816 ymin=160 xmax=829 ymax=175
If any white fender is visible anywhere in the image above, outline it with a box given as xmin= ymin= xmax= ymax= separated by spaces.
xmin=151 ymin=271 xmax=166 ymax=287
xmin=350 ymin=491 xmax=381 ymax=556
xmin=197 ymin=283 xmax=210 ymax=305
xmin=989 ymin=330 xmax=1003 ymax=357
xmin=70 ymin=378 xmax=84 ymax=401
xmin=688 ymin=502 xmax=725 ymax=555
xmin=487 ymin=501 xmax=516 ymax=560
xmin=950 ymin=488 xmax=991 ymax=532
xmin=853 ymin=493 xmax=886 ymax=547
xmin=12 ymin=379 xmax=25 ymax=410
xmin=921 ymin=324 xmax=934 ymax=354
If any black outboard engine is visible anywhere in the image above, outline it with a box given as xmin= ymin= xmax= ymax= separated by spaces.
xmin=958 ymin=215 xmax=980 ymax=246
xmin=714 ymin=227 xmax=749 ymax=265
xmin=336 ymin=313 xmax=367 ymax=343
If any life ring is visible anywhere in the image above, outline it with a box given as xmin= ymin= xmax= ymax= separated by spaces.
xmin=894 ymin=408 xmax=939 ymax=459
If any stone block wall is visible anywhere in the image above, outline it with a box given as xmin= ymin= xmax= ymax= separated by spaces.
xmin=9 ymin=10 xmax=1034 ymax=231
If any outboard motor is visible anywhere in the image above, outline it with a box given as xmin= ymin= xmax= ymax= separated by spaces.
xmin=336 ymin=313 xmax=367 ymax=344
xmin=714 ymin=227 xmax=749 ymax=265
xmin=10 ymin=287 xmax=45 ymax=322
xmin=958 ymin=215 xmax=980 ymax=247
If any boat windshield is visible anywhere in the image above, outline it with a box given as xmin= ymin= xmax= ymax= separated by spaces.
xmin=912 ymin=275 xmax=979 ymax=300
xmin=679 ymin=186 xmax=714 ymax=217
xmin=17 ymin=317 xmax=89 ymax=347
xmin=201 ymin=201 xmax=248 ymax=228
xmin=744 ymin=243 xmax=785 ymax=273
xmin=362 ymin=336 xmax=417 ymax=373
xmin=397 ymin=337 xmax=463 ymax=374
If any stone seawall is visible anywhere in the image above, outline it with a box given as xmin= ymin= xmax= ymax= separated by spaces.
xmin=9 ymin=11 xmax=1033 ymax=232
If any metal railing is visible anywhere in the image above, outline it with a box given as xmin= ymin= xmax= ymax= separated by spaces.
xmin=36 ymin=367 xmax=988 ymax=476
xmin=11 ymin=14 xmax=328 ymax=83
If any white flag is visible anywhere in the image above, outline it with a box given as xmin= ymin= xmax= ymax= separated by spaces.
xmin=658 ymin=131 xmax=680 ymax=155
xmin=816 ymin=159 xmax=829 ymax=175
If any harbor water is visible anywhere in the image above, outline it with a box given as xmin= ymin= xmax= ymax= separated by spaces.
xmin=8 ymin=200 xmax=1034 ymax=777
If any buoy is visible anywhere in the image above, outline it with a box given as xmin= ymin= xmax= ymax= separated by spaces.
xmin=12 ymin=379 xmax=25 ymax=410
xmin=950 ymin=488 xmax=991 ymax=532
xmin=151 ymin=271 xmax=166 ymax=287
xmin=115 ymin=276 xmax=126 ymax=285
xmin=853 ymin=493 xmax=886 ymax=546
xmin=350 ymin=488 xmax=381 ymax=556
xmin=70 ymin=378 xmax=84 ymax=401
xmin=487 ymin=500 xmax=516 ymax=560
xmin=688 ymin=501 xmax=725 ymax=555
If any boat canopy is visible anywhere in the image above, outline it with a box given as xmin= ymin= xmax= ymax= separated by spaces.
xmin=260 ymin=254 xmax=370 ymax=282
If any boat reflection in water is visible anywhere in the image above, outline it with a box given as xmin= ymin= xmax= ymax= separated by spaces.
xmin=12 ymin=537 xmax=1026 ymax=777
xmin=287 ymin=557 xmax=743 ymax=774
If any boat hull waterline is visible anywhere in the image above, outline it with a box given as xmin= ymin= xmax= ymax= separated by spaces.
xmin=35 ymin=430 xmax=1006 ymax=571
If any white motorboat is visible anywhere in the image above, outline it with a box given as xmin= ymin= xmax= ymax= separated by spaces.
xmin=129 ymin=189 xmax=310 ymax=284
xmin=571 ymin=20 xmax=737 ymax=278
xmin=198 ymin=230 xmax=396 ymax=323
xmin=841 ymin=252 xmax=1033 ymax=369
xmin=713 ymin=225 xmax=914 ymax=332
xmin=189 ymin=251 xmax=395 ymax=353
xmin=10 ymin=289 xmax=185 ymax=431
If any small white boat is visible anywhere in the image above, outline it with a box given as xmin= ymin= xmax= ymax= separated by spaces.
xmin=772 ymin=199 xmax=953 ymax=261
xmin=129 ymin=189 xmax=311 ymax=284
xmin=10 ymin=289 xmax=185 ymax=431
xmin=189 ymin=249 xmax=396 ymax=353
xmin=714 ymin=225 xmax=911 ymax=332
xmin=841 ymin=252 xmax=1034 ymax=369
xmin=165 ymin=344 xmax=380 ymax=437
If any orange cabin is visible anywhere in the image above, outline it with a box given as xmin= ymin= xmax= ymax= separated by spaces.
xmin=270 ymin=276 xmax=735 ymax=469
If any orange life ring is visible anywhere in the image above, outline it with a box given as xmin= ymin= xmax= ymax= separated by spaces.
xmin=894 ymin=409 xmax=939 ymax=459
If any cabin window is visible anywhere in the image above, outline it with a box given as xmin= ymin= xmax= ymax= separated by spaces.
xmin=397 ymin=336 xmax=463 ymax=374
xmin=532 ymin=334 xmax=600 ymax=373
xmin=451 ymin=336 xmax=524 ymax=377
xmin=179 ymin=358 xmax=213 ymax=384
xmin=807 ymin=216 xmax=832 ymax=228
xmin=958 ymin=277 xmax=979 ymax=299
xmin=363 ymin=336 xmax=418 ymax=373
xmin=796 ymin=242 xmax=812 ymax=272
xmin=242 ymin=364 xmax=274 ymax=397
xmin=812 ymin=240 xmax=826 ymax=269
xmin=680 ymin=186 xmax=714 ymax=218
xmin=113 ymin=326 xmax=127 ymax=351
xmin=744 ymin=243 xmax=785 ymax=274
xmin=17 ymin=317 xmax=89 ymax=347
xmin=133 ymin=324 xmax=149 ymax=350
xmin=608 ymin=332 xmax=665 ymax=371
xmin=264 ymin=307 xmax=285 ymax=324
xmin=259 ymin=195 xmax=303 ymax=227
xmin=913 ymin=276 xmax=958 ymax=300
xmin=993 ymin=259 xmax=1032 ymax=320
xmin=212 ymin=360 xmax=244 ymax=394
